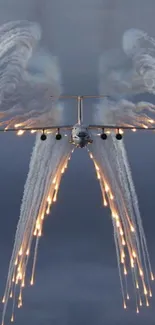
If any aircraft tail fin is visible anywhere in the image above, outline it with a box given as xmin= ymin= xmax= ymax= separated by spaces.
xmin=77 ymin=96 xmax=83 ymax=124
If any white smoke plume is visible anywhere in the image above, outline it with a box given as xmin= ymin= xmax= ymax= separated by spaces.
xmin=0 ymin=20 xmax=63 ymax=128
xmin=0 ymin=19 xmax=71 ymax=325
xmin=96 ymin=29 xmax=155 ymax=126
xmin=90 ymin=28 xmax=155 ymax=311
xmin=1 ymin=134 xmax=73 ymax=325
xmin=99 ymin=28 xmax=155 ymax=97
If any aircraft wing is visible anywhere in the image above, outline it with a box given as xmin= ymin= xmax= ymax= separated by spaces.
xmin=0 ymin=125 xmax=73 ymax=132
xmin=88 ymin=125 xmax=155 ymax=130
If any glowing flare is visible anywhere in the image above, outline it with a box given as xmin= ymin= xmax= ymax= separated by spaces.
xmin=116 ymin=220 xmax=120 ymax=228
xmin=105 ymin=184 xmax=109 ymax=192
xmin=36 ymin=223 xmax=40 ymax=230
xmin=52 ymin=177 xmax=56 ymax=184
xmin=46 ymin=208 xmax=50 ymax=215
xmin=33 ymin=229 xmax=37 ymax=236
xmin=11 ymin=315 xmax=14 ymax=322
xmin=130 ymin=258 xmax=134 ymax=268
xmin=55 ymin=183 xmax=58 ymax=190
xmin=41 ymin=214 xmax=44 ymax=220
xmin=2 ymin=297 xmax=5 ymax=304
xmin=47 ymin=196 xmax=51 ymax=204
xmin=53 ymin=192 xmax=57 ymax=202
xmin=130 ymin=225 xmax=135 ymax=232
xmin=14 ymin=123 xmax=23 ymax=128
xmin=21 ymin=281 xmax=25 ymax=288
xmin=17 ymin=130 xmax=25 ymax=136
xmin=144 ymin=287 xmax=148 ymax=295
xmin=119 ymin=129 xmax=124 ymax=134
xmin=94 ymin=163 xmax=99 ymax=171
xmin=19 ymin=247 xmax=23 ymax=256
xmin=26 ymin=249 xmax=29 ymax=256
xmin=122 ymin=239 xmax=126 ymax=246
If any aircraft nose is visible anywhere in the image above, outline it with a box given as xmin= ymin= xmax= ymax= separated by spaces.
xmin=78 ymin=132 xmax=87 ymax=138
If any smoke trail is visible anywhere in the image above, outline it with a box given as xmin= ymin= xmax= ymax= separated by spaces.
xmin=89 ymin=27 xmax=155 ymax=311
xmin=0 ymin=21 xmax=63 ymax=128
xmin=1 ymin=134 xmax=73 ymax=325
xmin=99 ymin=28 xmax=155 ymax=98
xmin=89 ymin=133 xmax=153 ymax=311
xmin=0 ymin=20 xmax=41 ymax=97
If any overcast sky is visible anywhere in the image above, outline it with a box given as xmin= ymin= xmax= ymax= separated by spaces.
xmin=1 ymin=1 xmax=155 ymax=325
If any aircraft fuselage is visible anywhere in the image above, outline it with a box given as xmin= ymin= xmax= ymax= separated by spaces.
xmin=71 ymin=123 xmax=93 ymax=148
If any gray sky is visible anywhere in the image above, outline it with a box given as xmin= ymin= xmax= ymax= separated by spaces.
xmin=0 ymin=1 xmax=155 ymax=324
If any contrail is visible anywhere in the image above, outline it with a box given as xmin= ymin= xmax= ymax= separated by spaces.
xmin=1 ymin=133 xmax=73 ymax=325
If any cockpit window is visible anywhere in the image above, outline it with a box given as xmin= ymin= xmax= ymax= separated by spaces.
xmin=78 ymin=132 xmax=87 ymax=137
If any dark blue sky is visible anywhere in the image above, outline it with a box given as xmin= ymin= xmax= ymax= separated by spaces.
xmin=0 ymin=1 xmax=155 ymax=324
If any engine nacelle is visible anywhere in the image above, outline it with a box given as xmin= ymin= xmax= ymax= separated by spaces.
xmin=56 ymin=133 xmax=62 ymax=140
xmin=40 ymin=133 xmax=47 ymax=141
xmin=100 ymin=133 xmax=107 ymax=140
xmin=116 ymin=133 xmax=122 ymax=140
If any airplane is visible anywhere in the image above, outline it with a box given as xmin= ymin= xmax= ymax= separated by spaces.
xmin=1 ymin=95 xmax=155 ymax=148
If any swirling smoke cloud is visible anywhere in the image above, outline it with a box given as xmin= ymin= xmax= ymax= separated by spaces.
xmin=0 ymin=20 xmax=63 ymax=127
xmin=96 ymin=28 xmax=155 ymax=125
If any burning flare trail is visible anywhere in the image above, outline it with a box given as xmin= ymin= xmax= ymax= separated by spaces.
xmin=89 ymin=136 xmax=154 ymax=312
xmin=90 ymin=27 xmax=155 ymax=312
xmin=1 ymin=134 xmax=73 ymax=325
